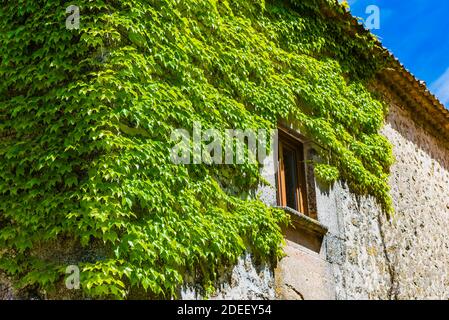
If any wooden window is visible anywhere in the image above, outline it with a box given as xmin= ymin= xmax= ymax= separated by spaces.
xmin=277 ymin=129 xmax=309 ymax=215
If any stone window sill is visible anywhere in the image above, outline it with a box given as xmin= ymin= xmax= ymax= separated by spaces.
xmin=275 ymin=206 xmax=328 ymax=253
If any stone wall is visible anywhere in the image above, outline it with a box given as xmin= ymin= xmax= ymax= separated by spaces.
xmin=0 ymin=274 xmax=15 ymax=300
xmin=275 ymin=240 xmax=335 ymax=300
xmin=321 ymin=101 xmax=449 ymax=300
xmin=181 ymin=253 xmax=276 ymax=300
xmin=262 ymin=97 xmax=449 ymax=300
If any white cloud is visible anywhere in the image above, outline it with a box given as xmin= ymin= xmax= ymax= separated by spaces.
xmin=431 ymin=67 xmax=449 ymax=107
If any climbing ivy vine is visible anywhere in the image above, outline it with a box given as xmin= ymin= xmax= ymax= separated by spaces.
xmin=0 ymin=0 xmax=394 ymax=299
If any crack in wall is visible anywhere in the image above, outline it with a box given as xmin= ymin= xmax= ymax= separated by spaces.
xmin=376 ymin=214 xmax=399 ymax=300
xmin=285 ymin=284 xmax=305 ymax=300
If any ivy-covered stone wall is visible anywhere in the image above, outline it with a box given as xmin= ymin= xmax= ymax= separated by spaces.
xmin=247 ymin=89 xmax=449 ymax=300
xmin=329 ymin=93 xmax=449 ymax=300
xmin=1 ymin=48 xmax=448 ymax=302
xmin=0 ymin=0 xmax=395 ymax=299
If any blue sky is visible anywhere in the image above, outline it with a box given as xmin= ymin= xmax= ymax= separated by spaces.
xmin=345 ymin=0 xmax=449 ymax=107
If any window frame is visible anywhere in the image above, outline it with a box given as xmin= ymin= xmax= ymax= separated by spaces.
xmin=276 ymin=128 xmax=309 ymax=216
